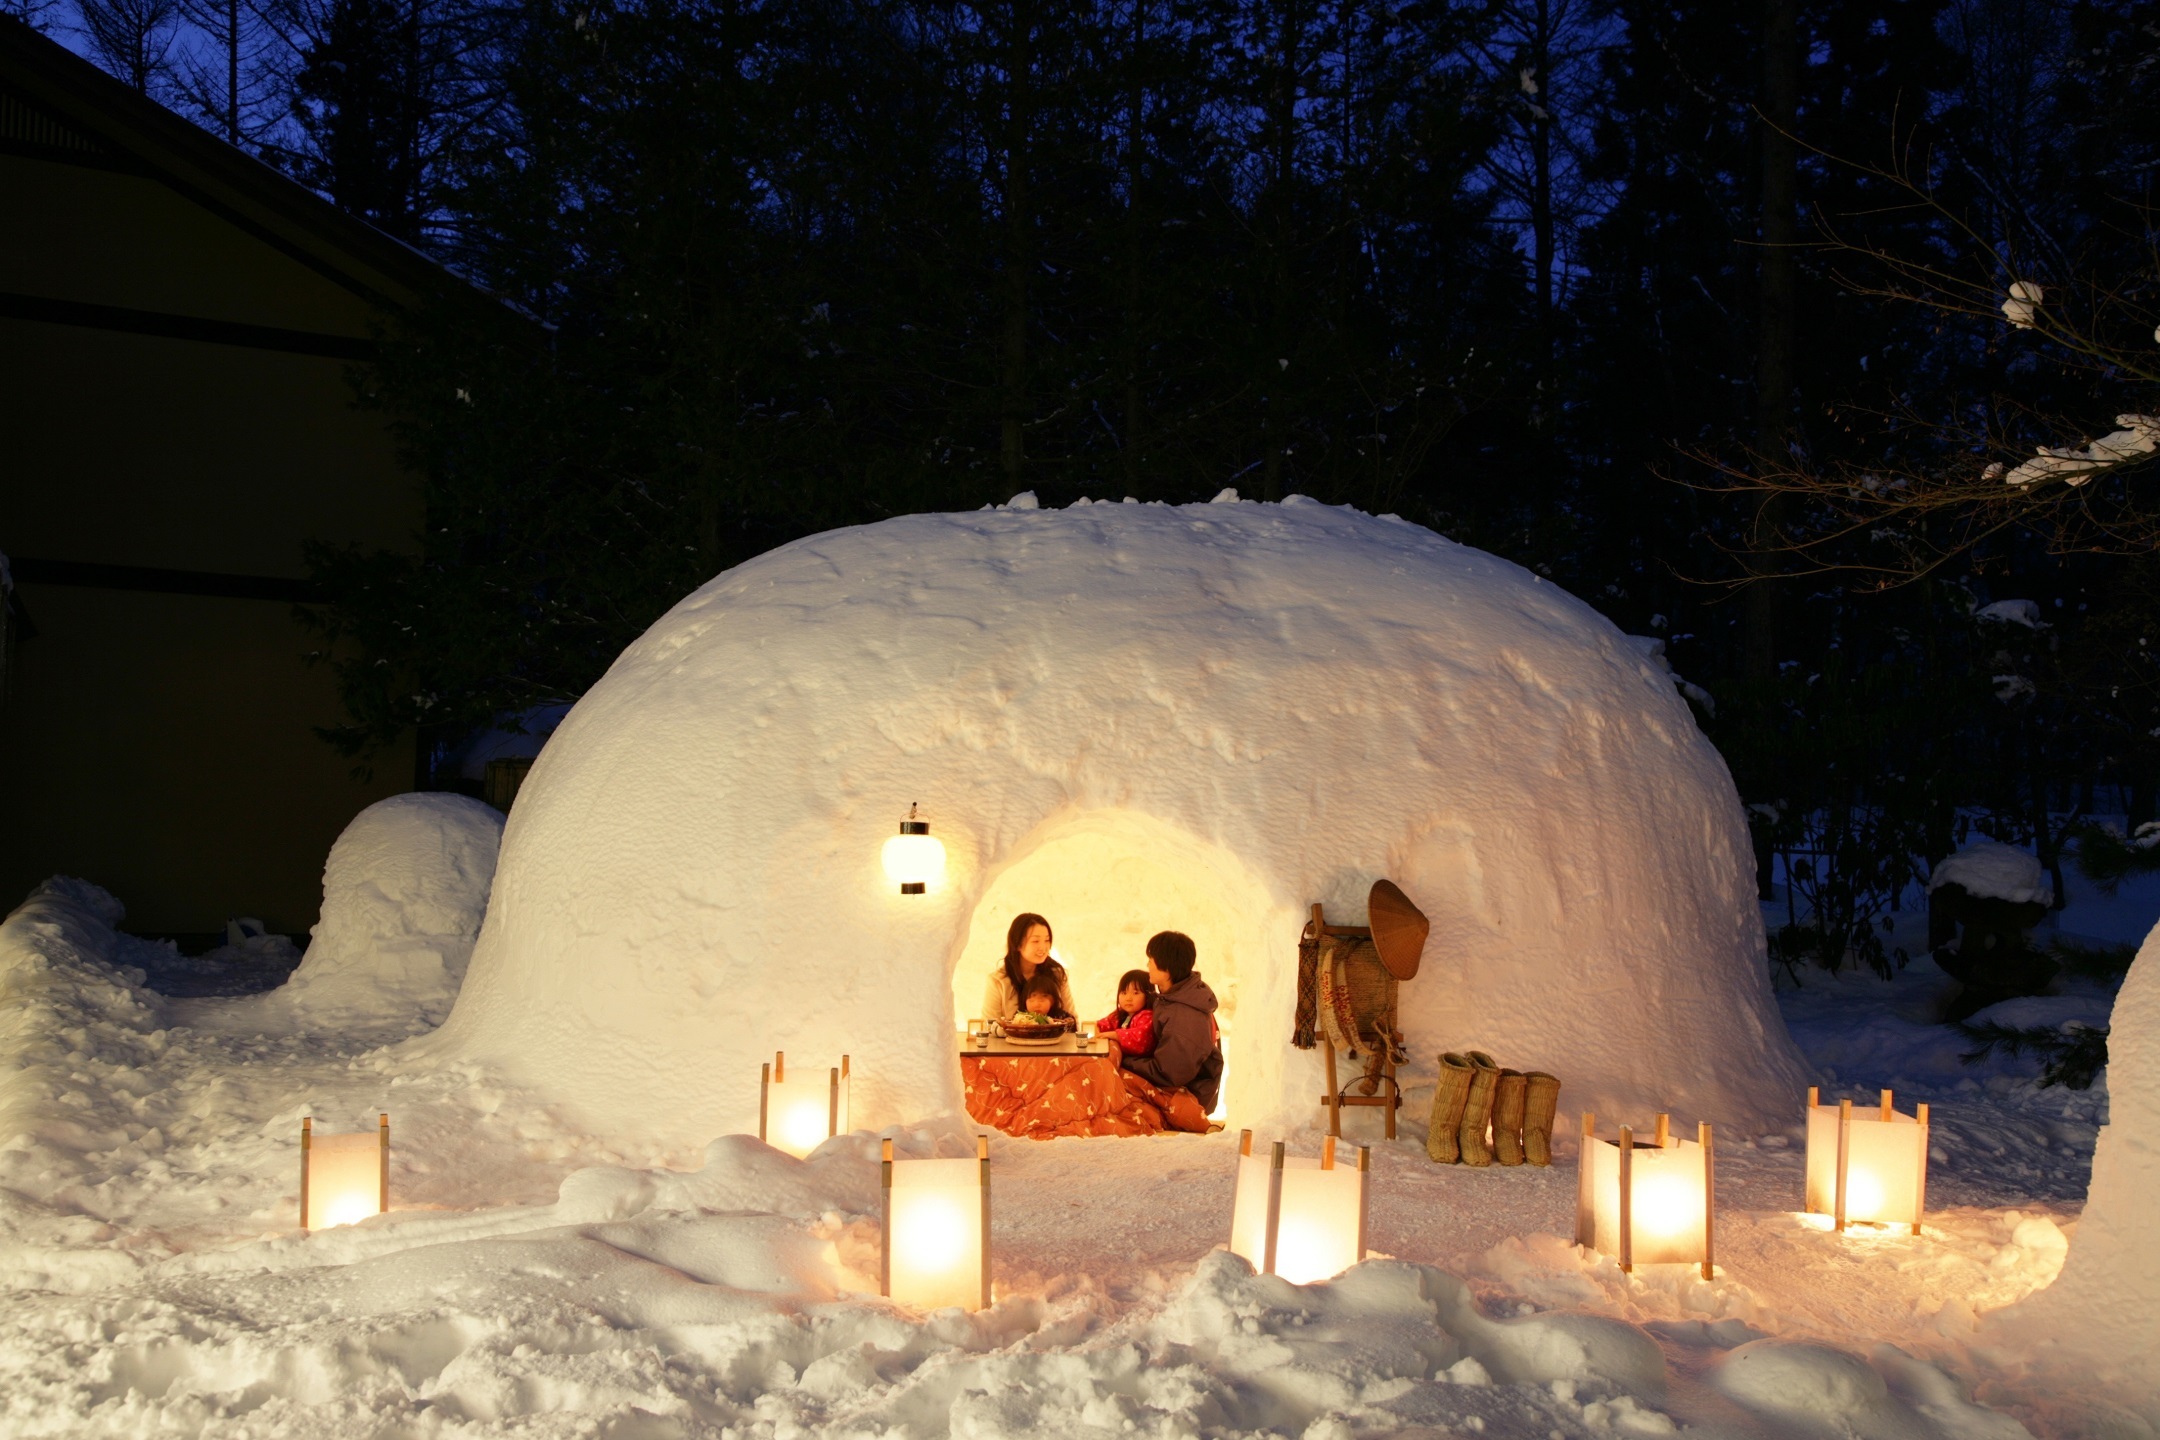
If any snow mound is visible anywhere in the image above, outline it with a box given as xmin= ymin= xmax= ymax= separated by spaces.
xmin=0 ymin=1187 xmax=2032 ymax=1440
xmin=1716 ymin=1340 xmax=2031 ymax=1440
xmin=1992 ymin=923 xmax=2160 ymax=1411
xmin=434 ymin=499 xmax=1807 ymax=1150
xmin=277 ymin=794 xmax=503 ymax=1029
xmin=1961 ymin=995 xmax=2113 ymax=1033
xmin=1973 ymin=599 xmax=2046 ymax=630
xmin=0 ymin=879 xmax=174 ymax=1224
xmin=1928 ymin=841 xmax=2052 ymax=906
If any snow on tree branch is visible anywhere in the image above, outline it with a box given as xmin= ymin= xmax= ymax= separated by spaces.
xmin=2002 ymin=280 xmax=2045 ymax=330
xmin=2001 ymin=415 xmax=2160 ymax=490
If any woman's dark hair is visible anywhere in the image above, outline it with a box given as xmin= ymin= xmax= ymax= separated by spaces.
xmin=1003 ymin=912 xmax=1064 ymax=1013
xmin=1116 ymin=969 xmax=1155 ymax=1001
xmin=1146 ymin=930 xmax=1198 ymax=984
xmin=1022 ymin=970 xmax=1070 ymax=1017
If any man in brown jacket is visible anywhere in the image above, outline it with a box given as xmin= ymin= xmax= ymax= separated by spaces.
xmin=1120 ymin=930 xmax=1225 ymax=1113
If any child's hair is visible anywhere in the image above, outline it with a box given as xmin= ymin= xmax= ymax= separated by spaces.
xmin=1023 ymin=970 xmax=1070 ymax=1017
xmin=1116 ymin=969 xmax=1155 ymax=1001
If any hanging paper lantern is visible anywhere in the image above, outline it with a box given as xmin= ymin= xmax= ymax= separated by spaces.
xmin=880 ymin=803 xmax=946 ymax=895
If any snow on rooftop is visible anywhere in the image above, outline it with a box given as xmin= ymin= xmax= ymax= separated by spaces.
xmin=429 ymin=497 xmax=1807 ymax=1150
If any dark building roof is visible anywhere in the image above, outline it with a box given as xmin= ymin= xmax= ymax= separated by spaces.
xmin=1 ymin=13 xmax=474 ymax=314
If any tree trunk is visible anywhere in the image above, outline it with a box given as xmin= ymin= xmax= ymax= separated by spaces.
xmin=2030 ymin=727 xmax=2067 ymax=911
xmin=1120 ymin=2 xmax=1144 ymax=492
xmin=224 ymin=0 xmax=239 ymax=142
xmin=1529 ymin=0 xmax=1555 ymax=390
xmin=999 ymin=6 xmax=1034 ymax=492
xmin=1260 ymin=0 xmax=1297 ymax=503
xmin=1748 ymin=0 xmax=1799 ymax=684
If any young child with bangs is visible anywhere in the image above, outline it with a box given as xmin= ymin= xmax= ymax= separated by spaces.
xmin=1096 ymin=969 xmax=1158 ymax=1056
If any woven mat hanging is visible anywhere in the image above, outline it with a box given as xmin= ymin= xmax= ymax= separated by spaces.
xmin=1293 ymin=927 xmax=1323 ymax=1049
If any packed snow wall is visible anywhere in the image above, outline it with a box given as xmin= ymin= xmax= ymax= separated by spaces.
xmin=1992 ymin=930 xmax=2160 ymax=1410
xmin=429 ymin=498 xmax=1808 ymax=1153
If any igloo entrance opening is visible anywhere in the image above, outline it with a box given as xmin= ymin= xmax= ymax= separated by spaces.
xmin=949 ymin=809 xmax=1289 ymax=1125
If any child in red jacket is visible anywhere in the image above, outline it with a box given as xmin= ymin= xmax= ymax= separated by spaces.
xmin=1097 ymin=969 xmax=1158 ymax=1056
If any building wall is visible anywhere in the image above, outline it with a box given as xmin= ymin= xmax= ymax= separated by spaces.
xmin=0 ymin=147 xmax=420 ymax=937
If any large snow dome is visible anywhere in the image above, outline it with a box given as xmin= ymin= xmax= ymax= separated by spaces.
xmin=1991 ymin=932 xmax=2160 ymax=1406
xmin=432 ymin=497 xmax=1807 ymax=1153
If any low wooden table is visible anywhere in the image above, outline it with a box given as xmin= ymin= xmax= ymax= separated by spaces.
xmin=960 ymin=1032 xmax=1113 ymax=1058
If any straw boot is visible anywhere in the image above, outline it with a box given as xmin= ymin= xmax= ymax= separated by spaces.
xmin=1492 ymin=1070 xmax=1528 ymax=1165
xmin=1457 ymin=1052 xmax=1500 ymax=1166
xmin=1521 ymin=1072 xmax=1561 ymax=1167
xmin=1426 ymin=1053 xmax=1475 ymax=1163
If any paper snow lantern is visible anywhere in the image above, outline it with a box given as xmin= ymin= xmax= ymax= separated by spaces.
xmin=759 ymin=1051 xmax=850 ymax=1157
xmin=1804 ymin=1087 xmax=1929 ymax=1233
xmin=1575 ymin=1112 xmax=1715 ymax=1277
xmin=1228 ymin=1130 xmax=1370 ymax=1284
xmin=881 ymin=1135 xmax=990 ymax=1312
xmin=300 ymin=1114 xmax=388 ymax=1231
xmin=880 ymin=803 xmax=946 ymax=895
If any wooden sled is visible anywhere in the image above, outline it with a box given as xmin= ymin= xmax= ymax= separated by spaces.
xmin=1307 ymin=903 xmax=1404 ymax=1139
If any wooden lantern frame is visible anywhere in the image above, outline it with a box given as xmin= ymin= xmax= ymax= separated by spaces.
xmin=299 ymin=1113 xmax=389 ymax=1232
xmin=758 ymin=1051 xmax=850 ymax=1156
xmin=1574 ymin=1111 xmax=1715 ymax=1279
xmin=880 ymin=1134 xmax=992 ymax=1312
xmin=1229 ymin=1130 xmax=1371 ymax=1283
xmin=1805 ymin=1087 xmax=1929 ymax=1235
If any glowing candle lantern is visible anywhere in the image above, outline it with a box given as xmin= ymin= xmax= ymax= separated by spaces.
xmin=1575 ymin=1112 xmax=1715 ymax=1278
xmin=1804 ymin=1088 xmax=1929 ymax=1234
xmin=759 ymin=1051 xmax=850 ymax=1158
xmin=299 ymin=1114 xmax=389 ymax=1231
xmin=881 ymin=803 xmax=946 ymax=895
xmin=1227 ymin=1131 xmax=1370 ymax=1285
xmin=881 ymin=1135 xmax=991 ymax=1312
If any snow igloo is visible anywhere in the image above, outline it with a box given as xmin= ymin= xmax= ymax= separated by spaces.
xmin=1990 ymin=930 xmax=2160 ymax=1410
xmin=431 ymin=497 xmax=1808 ymax=1154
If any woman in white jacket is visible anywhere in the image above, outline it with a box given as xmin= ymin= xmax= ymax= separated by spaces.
xmin=980 ymin=912 xmax=1076 ymax=1023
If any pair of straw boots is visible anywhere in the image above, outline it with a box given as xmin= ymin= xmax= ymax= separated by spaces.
xmin=1426 ymin=1052 xmax=1560 ymax=1167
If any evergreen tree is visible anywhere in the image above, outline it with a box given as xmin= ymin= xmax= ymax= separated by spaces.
xmin=173 ymin=0 xmax=272 ymax=145
xmin=272 ymin=0 xmax=509 ymax=244
xmin=304 ymin=0 xmax=1538 ymax=765
xmin=78 ymin=0 xmax=180 ymax=92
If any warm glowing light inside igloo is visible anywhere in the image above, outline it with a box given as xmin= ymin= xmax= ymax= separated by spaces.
xmin=947 ymin=809 xmax=1285 ymax=1115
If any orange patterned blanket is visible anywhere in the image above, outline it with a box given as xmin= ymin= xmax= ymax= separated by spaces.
xmin=961 ymin=1054 xmax=1209 ymax=1139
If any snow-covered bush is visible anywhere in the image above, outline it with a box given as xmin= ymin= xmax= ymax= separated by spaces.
xmin=271 ymin=793 xmax=504 ymax=1031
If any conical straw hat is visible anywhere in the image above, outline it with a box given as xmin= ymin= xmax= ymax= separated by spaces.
xmin=1368 ymin=878 xmax=1429 ymax=980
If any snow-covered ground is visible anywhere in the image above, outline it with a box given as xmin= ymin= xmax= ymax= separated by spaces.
xmin=0 ymin=853 xmax=2146 ymax=1439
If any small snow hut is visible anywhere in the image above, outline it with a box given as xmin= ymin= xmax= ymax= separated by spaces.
xmin=432 ymin=498 xmax=1808 ymax=1152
